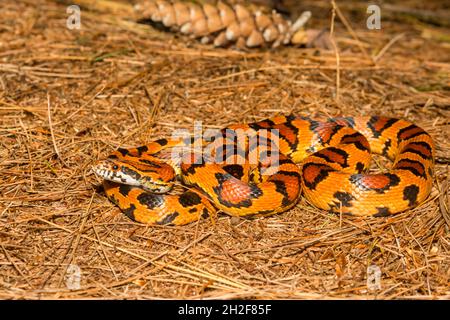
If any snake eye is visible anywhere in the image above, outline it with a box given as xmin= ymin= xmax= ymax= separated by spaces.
xmin=112 ymin=165 xmax=119 ymax=170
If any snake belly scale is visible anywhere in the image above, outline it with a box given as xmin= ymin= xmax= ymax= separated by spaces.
xmin=92 ymin=115 xmax=435 ymax=225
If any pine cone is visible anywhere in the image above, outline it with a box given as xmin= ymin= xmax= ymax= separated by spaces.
xmin=134 ymin=0 xmax=311 ymax=48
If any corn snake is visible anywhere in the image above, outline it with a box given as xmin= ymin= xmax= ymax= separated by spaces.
xmin=93 ymin=115 xmax=435 ymax=225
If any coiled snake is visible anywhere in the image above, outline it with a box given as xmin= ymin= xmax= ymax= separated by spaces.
xmin=93 ymin=115 xmax=435 ymax=225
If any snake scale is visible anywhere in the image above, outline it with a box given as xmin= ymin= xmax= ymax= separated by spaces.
xmin=93 ymin=115 xmax=435 ymax=225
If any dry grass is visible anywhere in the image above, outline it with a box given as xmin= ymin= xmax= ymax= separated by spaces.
xmin=0 ymin=0 xmax=449 ymax=299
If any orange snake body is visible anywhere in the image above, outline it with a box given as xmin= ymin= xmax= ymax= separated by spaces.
xmin=93 ymin=115 xmax=435 ymax=225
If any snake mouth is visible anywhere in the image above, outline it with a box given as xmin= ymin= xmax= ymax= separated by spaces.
xmin=92 ymin=163 xmax=110 ymax=180
xmin=92 ymin=160 xmax=141 ymax=186
xmin=92 ymin=160 xmax=173 ymax=193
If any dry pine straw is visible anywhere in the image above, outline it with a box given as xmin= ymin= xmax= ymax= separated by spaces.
xmin=0 ymin=0 xmax=449 ymax=299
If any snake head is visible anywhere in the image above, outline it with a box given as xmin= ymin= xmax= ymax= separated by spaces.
xmin=92 ymin=158 xmax=175 ymax=193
